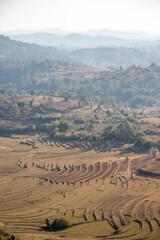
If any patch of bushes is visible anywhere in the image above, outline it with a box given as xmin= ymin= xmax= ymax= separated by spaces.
xmin=144 ymin=128 xmax=160 ymax=135
xmin=73 ymin=116 xmax=86 ymax=124
xmin=0 ymin=222 xmax=17 ymax=240
xmin=102 ymin=121 xmax=142 ymax=143
xmin=0 ymin=222 xmax=8 ymax=238
xmin=7 ymin=235 xmax=19 ymax=240
xmin=45 ymin=218 xmax=69 ymax=231
xmin=41 ymin=118 xmax=74 ymax=133
xmin=136 ymin=169 xmax=160 ymax=178
xmin=134 ymin=137 xmax=155 ymax=149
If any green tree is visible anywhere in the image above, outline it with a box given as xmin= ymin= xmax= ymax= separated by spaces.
xmin=102 ymin=122 xmax=142 ymax=143
xmin=114 ymin=121 xmax=139 ymax=143
xmin=102 ymin=126 xmax=114 ymax=140
xmin=59 ymin=119 xmax=73 ymax=132
xmin=134 ymin=137 xmax=154 ymax=149
xmin=86 ymin=124 xmax=95 ymax=134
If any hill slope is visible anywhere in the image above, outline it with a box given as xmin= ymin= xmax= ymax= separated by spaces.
xmin=1 ymin=35 xmax=160 ymax=67
xmin=70 ymin=47 xmax=160 ymax=67
xmin=0 ymin=35 xmax=64 ymax=61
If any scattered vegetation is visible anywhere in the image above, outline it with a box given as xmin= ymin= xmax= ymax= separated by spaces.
xmin=102 ymin=121 xmax=142 ymax=143
xmin=0 ymin=222 xmax=18 ymax=240
xmin=45 ymin=218 xmax=69 ymax=231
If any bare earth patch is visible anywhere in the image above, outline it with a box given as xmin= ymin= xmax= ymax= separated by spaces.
xmin=0 ymin=146 xmax=12 ymax=153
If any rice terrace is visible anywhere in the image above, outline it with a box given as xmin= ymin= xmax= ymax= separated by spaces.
xmin=0 ymin=94 xmax=160 ymax=240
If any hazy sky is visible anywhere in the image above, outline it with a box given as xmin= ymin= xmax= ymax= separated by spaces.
xmin=0 ymin=0 xmax=160 ymax=32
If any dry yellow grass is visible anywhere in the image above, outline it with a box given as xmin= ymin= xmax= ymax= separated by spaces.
xmin=0 ymin=135 xmax=160 ymax=240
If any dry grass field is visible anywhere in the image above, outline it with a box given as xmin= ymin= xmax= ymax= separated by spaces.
xmin=0 ymin=133 xmax=160 ymax=240
xmin=0 ymin=98 xmax=160 ymax=239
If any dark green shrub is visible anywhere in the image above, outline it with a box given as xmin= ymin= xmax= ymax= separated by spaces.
xmin=134 ymin=137 xmax=155 ymax=149
xmin=45 ymin=218 xmax=69 ymax=231
xmin=51 ymin=218 xmax=69 ymax=231
xmin=45 ymin=218 xmax=51 ymax=230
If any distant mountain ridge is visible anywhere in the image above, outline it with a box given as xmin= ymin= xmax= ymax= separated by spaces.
xmin=83 ymin=29 xmax=160 ymax=39
xmin=1 ymin=28 xmax=160 ymax=39
xmin=0 ymin=28 xmax=68 ymax=36
xmin=9 ymin=33 xmax=128 ymax=48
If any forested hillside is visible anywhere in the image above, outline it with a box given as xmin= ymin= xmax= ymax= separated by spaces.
xmin=1 ymin=34 xmax=160 ymax=67
xmin=1 ymin=35 xmax=160 ymax=108
xmin=0 ymin=35 xmax=64 ymax=61
xmin=0 ymin=59 xmax=160 ymax=107
xmin=70 ymin=47 xmax=160 ymax=67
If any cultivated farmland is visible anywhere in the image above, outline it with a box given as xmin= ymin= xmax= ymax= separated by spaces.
xmin=0 ymin=132 xmax=160 ymax=240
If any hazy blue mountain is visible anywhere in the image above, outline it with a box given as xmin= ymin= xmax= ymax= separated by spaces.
xmin=8 ymin=31 xmax=160 ymax=50
xmin=83 ymin=29 xmax=160 ymax=39
xmin=10 ymin=33 xmax=134 ymax=49
xmin=0 ymin=28 xmax=69 ymax=36
xmin=2 ymin=28 xmax=160 ymax=39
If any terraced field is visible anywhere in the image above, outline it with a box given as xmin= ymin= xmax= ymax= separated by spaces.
xmin=0 ymin=135 xmax=160 ymax=240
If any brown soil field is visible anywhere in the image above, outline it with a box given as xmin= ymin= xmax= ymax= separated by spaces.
xmin=0 ymin=135 xmax=160 ymax=240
